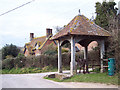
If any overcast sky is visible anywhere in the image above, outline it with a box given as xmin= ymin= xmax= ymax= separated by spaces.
xmin=0 ymin=0 xmax=119 ymax=48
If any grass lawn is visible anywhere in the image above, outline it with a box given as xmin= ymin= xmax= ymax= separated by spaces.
xmin=44 ymin=72 xmax=119 ymax=85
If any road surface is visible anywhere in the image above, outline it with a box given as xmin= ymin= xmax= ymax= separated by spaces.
xmin=2 ymin=71 xmax=118 ymax=88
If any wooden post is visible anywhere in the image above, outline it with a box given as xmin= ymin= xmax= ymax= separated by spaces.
xmin=84 ymin=46 xmax=89 ymax=73
xmin=84 ymin=46 xmax=88 ymax=59
xmin=70 ymin=36 xmax=76 ymax=75
xmin=58 ymin=40 xmax=62 ymax=73
xmin=100 ymin=40 xmax=105 ymax=73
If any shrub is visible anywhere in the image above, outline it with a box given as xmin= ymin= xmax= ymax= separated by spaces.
xmin=44 ymin=50 xmax=57 ymax=55
xmin=75 ymin=51 xmax=84 ymax=60
xmin=62 ymin=53 xmax=71 ymax=67
xmin=6 ymin=55 xmax=13 ymax=59
xmin=17 ymin=53 xmax=24 ymax=57
xmin=92 ymin=67 xmax=100 ymax=73
xmin=42 ymin=66 xmax=51 ymax=72
xmin=2 ymin=58 xmax=14 ymax=69
xmin=0 ymin=60 xmax=2 ymax=70
xmin=43 ymin=43 xmax=57 ymax=55
xmin=13 ymin=55 xmax=26 ymax=68
xmin=2 ymin=49 xmax=101 ymax=71
xmin=88 ymin=48 xmax=100 ymax=65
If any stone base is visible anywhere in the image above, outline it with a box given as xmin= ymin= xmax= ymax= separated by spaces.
xmin=45 ymin=73 xmax=72 ymax=80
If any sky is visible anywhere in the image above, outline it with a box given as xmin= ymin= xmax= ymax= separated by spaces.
xmin=0 ymin=0 xmax=119 ymax=48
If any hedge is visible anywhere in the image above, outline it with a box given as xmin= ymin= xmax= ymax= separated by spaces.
xmin=2 ymin=50 xmax=100 ymax=70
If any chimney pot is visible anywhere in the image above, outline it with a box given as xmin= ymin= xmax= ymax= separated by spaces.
xmin=46 ymin=28 xmax=52 ymax=38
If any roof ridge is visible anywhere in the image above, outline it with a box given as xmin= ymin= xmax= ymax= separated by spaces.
xmin=38 ymin=35 xmax=52 ymax=50
xmin=33 ymin=36 xmax=46 ymax=39
xmin=68 ymin=15 xmax=81 ymax=33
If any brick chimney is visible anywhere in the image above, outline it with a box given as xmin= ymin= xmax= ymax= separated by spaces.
xmin=46 ymin=28 xmax=52 ymax=38
xmin=30 ymin=33 xmax=34 ymax=41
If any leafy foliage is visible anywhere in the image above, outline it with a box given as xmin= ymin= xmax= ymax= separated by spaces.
xmin=95 ymin=1 xmax=118 ymax=30
xmin=2 ymin=44 xmax=20 ymax=59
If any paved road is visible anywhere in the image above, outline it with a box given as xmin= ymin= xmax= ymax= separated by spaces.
xmin=2 ymin=71 xmax=118 ymax=88
xmin=2 ymin=72 xmax=66 ymax=88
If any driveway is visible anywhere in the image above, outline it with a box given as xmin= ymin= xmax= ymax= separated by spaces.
xmin=2 ymin=71 xmax=118 ymax=88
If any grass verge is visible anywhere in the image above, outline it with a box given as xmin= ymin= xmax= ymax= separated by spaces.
xmin=1 ymin=67 xmax=57 ymax=74
xmin=44 ymin=72 xmax=119 ymax=85
xmin=1 ymin=66 xmax=71 ymax=74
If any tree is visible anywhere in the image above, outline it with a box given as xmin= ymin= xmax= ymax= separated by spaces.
xmin=2 ymin=44 xmax=20 ymax=59
xmin=95 ymin=1 xmax=120 ymax=72
xmin=107 ymin=14 xmax=120 ymax=72
xmin=54 ymin=25 xmax=67 ymax=33
xmin=95 ymin=1 xmax=118 ymax=30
